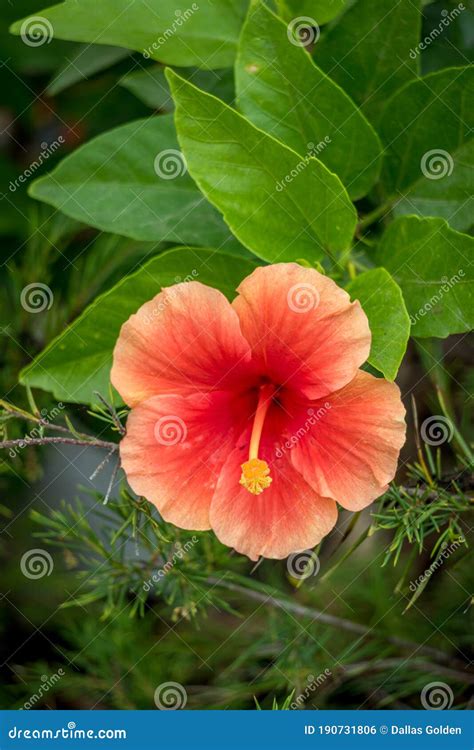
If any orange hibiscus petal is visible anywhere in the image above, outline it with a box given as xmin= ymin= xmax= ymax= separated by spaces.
xmin=289 ymin=371 xmax=406 ymax=510
xmin=232 ymin=263 xmax=371 ymax=400
xmin=111 ymin=281 xmax=255 ymax=407
xmin=120 ymin=390 xmax=254 ymax=530
xmin=209 ymin=436 xmax=337 ymax=560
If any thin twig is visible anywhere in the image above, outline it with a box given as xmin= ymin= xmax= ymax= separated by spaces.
xmin=0 ymin=437 xmax=118 ymax=451
xmin=89 ymin=448 xmax=116 ymax=481
xmin=103 ymin=459 xmax=121 ymax=505
xmin=94 ymin=391 xmax=126 ymax=436
xmin=208 ymin=578 xmax=465 ymax=669
xmin=341 ymin=658 xmax=474 ymax=684
xmin=1 ymin=402 xmax=93 ymax=441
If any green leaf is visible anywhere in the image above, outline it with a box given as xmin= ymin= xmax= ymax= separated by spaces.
xmin=120 ymin=66 xmax=176 ymax=111
xmin=29 ymin=114 xmax=236 ymax=248
xmin=315 ymin=0 xmax=421 ymax=123
xmin=235 ymin=3 xmax=381 ymax=199
xmin=393 ymin=139 xmax=474 ymax=232
xmin=276 ymin=0 xmax=347 ymax=25
xmin=166 ymin=68 xmax=357 ymax=263
xmin=375 ymin=216 xmax=474 ymax=338
xmin=47 ymin=44 xmax=130 ymax=96
xmin=20 ymin=248 xmax=258 ymax=405
xmin=120 ymin=65 xmax=235 ymax=110
xmin=380 ymin=67 xmax=474 ymax=228
xmin=346 ymin=268 xmax=410 ymax=380
xmin=11 ymin=0 xmax=248 ymax=69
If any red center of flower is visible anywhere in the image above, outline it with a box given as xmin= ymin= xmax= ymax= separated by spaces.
xmin=239 ymin=383 xmax=276 ymax=495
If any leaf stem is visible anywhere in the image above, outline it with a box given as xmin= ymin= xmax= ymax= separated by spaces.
xmin=358 ymin=202 xmax=392 ymax=231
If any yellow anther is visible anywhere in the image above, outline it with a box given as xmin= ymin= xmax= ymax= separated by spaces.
xmin=240 ymin=458 xmax=272 ymax=495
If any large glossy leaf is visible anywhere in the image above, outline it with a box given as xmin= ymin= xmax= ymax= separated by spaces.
xmin=277 ymin=0 xmax=347 ymax=25
xmin=167 ymin=69 xmax=357 ymax=263
xmin=375 ymin=216 xmax=474 ymax=338
xmin=315 ymin=0 xmax=421 ymax=123
xmin=29 ymin=114 xmax=236 ymax=248
xmin=120 ymin=65 xmax=235 ymax=110
xmin=20 ymin=248 xmax=258 ymax=405
xmin=393 ymin=139 xmax=474 ymax=232
xmin=346 ymin=268 xmax=410 ymax=380
xmin=380 ymin=67 xmax=474 ymax=229
xmin=11 ymin=0 xmax=249 ymax=69
xmin=47 ymin=44 xmax=130 ymax=96
xmin=235 ymin=3 xmax=381 ymax=200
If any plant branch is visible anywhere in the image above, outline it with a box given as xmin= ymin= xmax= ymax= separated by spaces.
xmin=93 ymin=391 xmax=126 ymax=436
xmin=208 ymin=578 xmax=465 ymax=669
xmin=0 ymin=400 xmax=93 ymax=441
xmin=0 ymin=437 xmax=118 ymax=452
xmin=342 ymin=658 xmax=474 ymax=684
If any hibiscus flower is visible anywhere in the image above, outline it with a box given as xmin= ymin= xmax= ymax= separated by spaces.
xmin=111 ymin=263 xmax=406 ymax=560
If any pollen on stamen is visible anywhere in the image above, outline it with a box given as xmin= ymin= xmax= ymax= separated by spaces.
xmin=240 ymin=458 xmax=272 ymax=495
